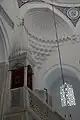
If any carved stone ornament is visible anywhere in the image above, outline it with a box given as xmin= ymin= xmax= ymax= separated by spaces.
xmin=55 ymin=6 xmax=80 ymax=27
xmin=67 ymin=8 xmax=80 ymax=20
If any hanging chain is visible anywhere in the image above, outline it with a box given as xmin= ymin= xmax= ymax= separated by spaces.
xmin=52 ymin=5 xmax=65 ymax=85
xmin=52 ymin=5 xmax=73 ymax=120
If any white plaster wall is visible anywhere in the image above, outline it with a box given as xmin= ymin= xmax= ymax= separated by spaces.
xmin=51 ymin=73 xmax=80 ymax=120
xmin=0 ymin=62 xmax=8 ymax=100
xmin=0 ymin=0 xmax=20 ymax=55
xmin=37 ymin=41 xmax=80 ymax=89
xmin=0 ymin=31 xmax=5 ymax=62
xmin=0 ymin=16 xmax=9 ymax=111
xmin=0 ymin=30 xmax=8 ymax=111
xmin=10 ymin=26 xmax=29 ymax=55
xmin=0 ymin=63 xmax=5 ymax=100
xmin=0 ymin=16 xmax=13 ymax=57
xmin=1 ymin=0 xmax=19 ymax=24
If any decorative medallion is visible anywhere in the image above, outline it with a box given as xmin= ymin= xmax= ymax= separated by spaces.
xmin=55 ymin=6 xmax=80 ymax=27
xmin=67 ymin=8 xmax=80 ymax=20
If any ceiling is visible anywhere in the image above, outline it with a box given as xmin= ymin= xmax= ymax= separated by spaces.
xmin=24 ymin=8 xmax=72 ymax=66
xmin=25 ymin=8 xmax=71 ymax=40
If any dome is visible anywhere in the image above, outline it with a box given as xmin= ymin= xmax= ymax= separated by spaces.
xmin=24 ymin=7 xmax=73 ymax=65
xmin=24 ymin=8 xmax=72 ymax=40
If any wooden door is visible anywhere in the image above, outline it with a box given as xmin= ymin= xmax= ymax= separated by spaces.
xmin=11 ymin=67 xmax=24 ymax=89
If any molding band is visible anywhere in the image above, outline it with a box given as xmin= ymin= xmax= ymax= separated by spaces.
xmin=0 ymin=5 xmax=14 ymax=29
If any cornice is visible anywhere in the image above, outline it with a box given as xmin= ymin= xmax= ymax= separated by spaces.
xmin=9 ymin=51 xmax=36 ymax=67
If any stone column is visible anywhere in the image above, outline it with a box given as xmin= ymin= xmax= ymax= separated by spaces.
xmin=8 ymin=70 xmax=11 ymax=90
xmin=24 ymin=66 xmax=27 ymax=87
xmin=33 ymin=66 xmax=39 ymax=90
xmin=0 ymin=62 xmax=9 ymax=120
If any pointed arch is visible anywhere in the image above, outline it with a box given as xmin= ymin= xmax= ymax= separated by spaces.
xmin=0 ymin=17 xmax=10 ymax=62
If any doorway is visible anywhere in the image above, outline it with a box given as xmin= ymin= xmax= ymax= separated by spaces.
xmin=27 ymin=65 xmax=33 ymax=90
xmin=11 ymin=67 xmax=24 ymax=89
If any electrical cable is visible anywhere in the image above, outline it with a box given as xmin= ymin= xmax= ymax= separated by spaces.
xmin=52 ymin=5 xmax=65 ymax=85
xmin=52 ymin=4 xmax=72 ymax=120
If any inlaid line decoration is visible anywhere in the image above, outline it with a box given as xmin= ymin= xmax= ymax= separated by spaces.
xmin=55 ymin=6 xmax=80 ymax=27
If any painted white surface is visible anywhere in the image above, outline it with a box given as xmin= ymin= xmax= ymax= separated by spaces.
xmin=1 ymin=0 xmax=19 ymax=24
xmin=0 ymin=30 xmax=5 ymax=62
xmin=1 ymin=1 xmax=80 ymax=119
xmin=37 ymin=41 xmax=80 ymax=89
xmin=0 ymin=16 xmax=12 ymax=57
xmin=50 ymin=71 xmax=80 ymax=120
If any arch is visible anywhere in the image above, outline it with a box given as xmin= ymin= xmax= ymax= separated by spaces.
xmin=27 ymin=64 xmax=33 ymax=90
xmin=20 ymin=2 xmax=52 ymax=18
xmin=49 ymin=67 xmax=80 ymax=120
xmin=41 ymin=64 xmax=80 ymax=91
xmin=27 ymin=65 xmax=33 ymax=74
xmin=0 ymin=17 xmax=10 ymax=62
xmin=12 ymin=62 xmax=24 ymax=70
xmin=20 ymin=2 xmax=73 ymax=30
xmin=54 ymin=7 xmax=74 ymax=30
xmin=24 ymin=7 xmax=74 ymax=34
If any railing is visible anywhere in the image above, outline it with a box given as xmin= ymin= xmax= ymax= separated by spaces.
xmin=34 ymin=89 xmax=52 ymax=107
xmin=3 ymin=87 xmax=25 ymax=115
xmin=27 ymin=87 xmax=64 ymax=120
xmin=3 ymin=87 xmax=64 ymax=120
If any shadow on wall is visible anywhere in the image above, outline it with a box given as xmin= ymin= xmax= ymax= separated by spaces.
xmin=0 ymin=26 xmax=7 ymax=110
xmin=43 ymin=67 xmax=80 ymax=120
xmin=0 ymin=29 xmax=5 ymax=62
xmin=0 ymin=64 xmax=5 ymax=99
xmin=0 ymin=62 xmax=8 ymax=110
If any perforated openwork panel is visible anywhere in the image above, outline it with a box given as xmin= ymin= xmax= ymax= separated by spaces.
xmin=3 ymin=87 xmax=65 ymax=120
xmin=28 ymin=89 xmax=64 ymax=120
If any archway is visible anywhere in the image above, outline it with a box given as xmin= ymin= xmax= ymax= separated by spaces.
xmin=27 ymin=65 xmax=33 ymax=90
xmin=0 ymin=18 xmax=9 ymax=111
xmin=42 ymin=65 xmax=80 ymax=120
xmin=11 ymin=65 xmax=24 ymax=89
xmin=42 ymin=64 xmax=80 ymax=90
